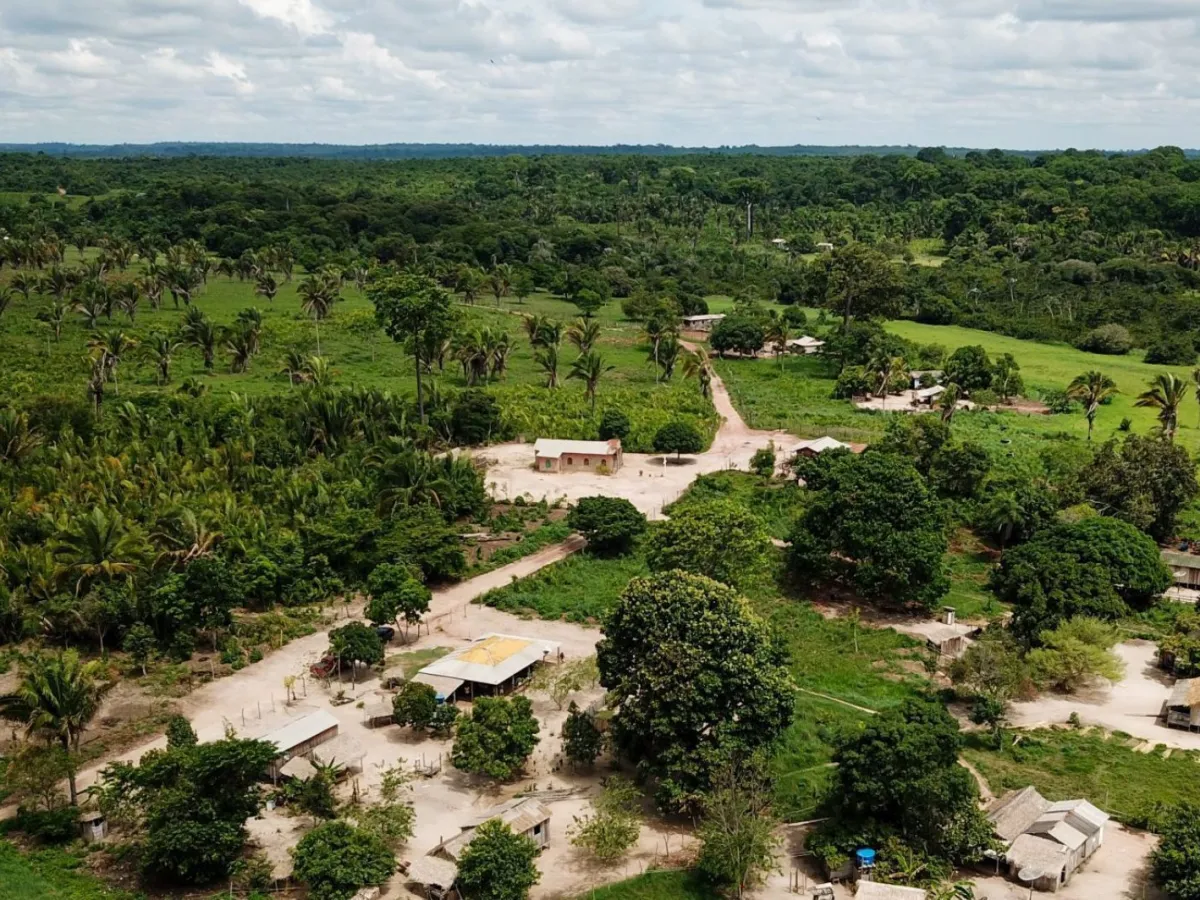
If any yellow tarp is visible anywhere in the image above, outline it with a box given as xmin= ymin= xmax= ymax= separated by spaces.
xmin=456 ymin=635 xmax=530 ymax=667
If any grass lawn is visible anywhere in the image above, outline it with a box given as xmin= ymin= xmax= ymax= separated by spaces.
xmin=664 ymin=470 xmax=806 ymax=541
xmin=382 ymin=646 xmax=452 ymax=679
xmin=0 ymin=842 xmax=139 ymax=900
xmin=576 ymin=870 xmax=717 ymax=900
xmin=478 ymin=550 xmax=649 ymax=623
xmin=963 ymin=728 xmax=1200 ymax=825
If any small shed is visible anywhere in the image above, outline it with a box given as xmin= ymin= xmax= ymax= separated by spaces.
xmin=796 ymin=436 xmax=852 ymax=458
xmin=310 ymin=733 xmax=366 ymax=776
xmin=363 ymin=700 xmax=396 ymax=729
xmin=1162 ymin=549 xmax=1200 ymax=589
xmin=260 ymin=709 xmax=339 ymax=779
xmin=910 ymin=370 xmax=944 ymax=390
xmin=533 ymin=438 xmax=623 ymax=474
xmin=681 ymin=313 xmax=726 ymax=332
xmin=433 ymin=798 xmax=552 ymax=861
xmin=417 ymin=633 xmax=560 ymax=698
xmin=787 ymin=335 xmax=826 ymax=355
xmin=407 ymin=854 xmax=458 ymax=899
xmin=854 ymin=883 xmax=926 ymax=900
xmin=79 ymin=810 xmax=108 ymax=843
xmin=817 ymin=241 xmax=835 ymax=253
xmin=914 ymin=385 xmax=945 ymax=406
xmin=1166 ymin=678 xmax=1200 ymax=731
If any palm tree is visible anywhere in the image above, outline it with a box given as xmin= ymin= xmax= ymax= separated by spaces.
xmin=0 ymin=651 xmax=112 ymax=804
xmin=568 ymin=350 xmax=614 ymax=412
xmin=114 ymin=281 xmax=140 ymax=323
xmin=1136 ymin=372 xmax=1189 ymax=440
xmin=536 ymin=343 xmax=560 ymax=388
xmin=137 ymin=274 xmax=165 ymax=310
xmin=568 ymin=318 xmax=601 ymax=354
xmin=145 ymin=331 xmax=181 ymax=385
xmin=682 ymin=347 xmax=713 ymax=399
xmin=226 ymin=329 xmax=256 ymax=373
xmin=53 ymin=507 xmax=145 ymax=594
xmin=979 ymin=491 xmax=1023 ymax=555
xmin=1066 ymin=371 xmax=1118 ymax=441
xmin=766 ymin=319 xmax=791 ymax=372
xmin=11 ymin=271 xmax=38 ymax=301
xmin=489 ymin=331 xmax=512 ymax=378
xmin=181 ymin=307 xmax=218 ymax=369
xmin=254 ymin=272 xmax=279 ymax=304
xmin=938 ymin=383 xmax=961 ymax=423
xmin=280 ymin=348 xmax=311 ymax=386
xmin=0 ymin=286 xmax=13 ymax=321
xmin=0 ymin=408 xmax=43 ymax=466
xmin=87 ymin=329 xmax=138 ymax=396
xmin=489 ymin=263 xmax=512 ymax=305
xmin=37 ymin=298 xmax=69 ymax=342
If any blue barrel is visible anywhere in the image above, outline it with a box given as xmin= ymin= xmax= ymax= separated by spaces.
xmin=855 ymin=848 xmax=877 ymax=868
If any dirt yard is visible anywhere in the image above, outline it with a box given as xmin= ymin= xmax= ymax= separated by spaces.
xmin=479 ymin=363 xmax=809 ymax=519
xmin=1009 ymin=640 xmax=1200 ymax=751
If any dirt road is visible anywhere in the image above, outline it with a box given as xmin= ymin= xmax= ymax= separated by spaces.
xmin=1009 ymin=641 xmax=1200 ymax=751
xmin=482 ymin=360 xmax=808 ymax=518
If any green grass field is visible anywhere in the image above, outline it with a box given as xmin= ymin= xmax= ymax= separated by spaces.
xmin=0 ymin=843 xmax=139 ymax=900
xmin=964 ymin=728 xmax=1200 ymax=825
xmin=888 ymin=320 xmax=1200 ymax=450
xmin=479 ymin=550 xmax=650 ymax=623
xmin=663 ymin=470 xmax=806 ymax=541
xmin=575 ymin=869 xmax=717 ymax=900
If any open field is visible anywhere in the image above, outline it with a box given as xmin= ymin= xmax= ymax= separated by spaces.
xmin=888 ymin=320 xmax=1200 ymax=450
xmin=964 ymin=726 xmax=1200 ymax=825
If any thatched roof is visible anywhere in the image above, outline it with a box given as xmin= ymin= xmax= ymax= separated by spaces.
xmin=407 ymin=855 xmax=457 ymax=889
xmin=987 ymin=786 xmax=1051 ymax=844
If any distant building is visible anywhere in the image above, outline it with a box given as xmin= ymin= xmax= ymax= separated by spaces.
xmin=795 ymin=436 xmax=868 ymax=458
xmin=910 ymin=369 xmax=945 ymax=390
xmin=771 ymin=237 xmax=789 ymax=249
xmin=432 ymin=798 xmax=552 ymax=862
xmin=416 ymin=633 xmax=560 ymax=700
xmin=1165 ymin=678 xmax=1200 ymax=731
xmin=681 ymin=313 xmax=726 ymax=332
xmin=914 ymin=385 xmax=946 ymax=407
xmin=987 ymin=787 xmax=1110 ymax=892
xmin=533 ymin=438 xmax=623 ymax=474
xmin=898 ymin=607 xmax=980 ymax=659
xmin=787 ymin=335 xmax=826 ymax=355
xmin=816 ymin=241 xmax=835 ymax=252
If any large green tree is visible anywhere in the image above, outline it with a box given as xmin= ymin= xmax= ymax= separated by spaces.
xmin=1083 ymin=434 xmax=1199 ymax=541
xmin=645 ymin=498 xmax=771 ymax=589
xmin=292 ymin=820 xmax=396 ymax=900
xmin=597 ymin=571 xmax=793 ymax=811
xmin=566 ymin=496 xmax=647 ymax=555
xmin=1153 ymin=803 xmax=1200 ymax=900
xmin=450 ymin=696 xmax=540 ymax=780
xmin=827 ymin=242 xmax=901 ymax=329
xmin=789 ymin=451 xmax=949 ymax=609
xmin=455 ymin=819 xmax=541 ymax=900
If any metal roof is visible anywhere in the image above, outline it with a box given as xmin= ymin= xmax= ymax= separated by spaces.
xmin=1044 ymin=799 xmax=1110 ymax=836
xmin=411 ymin=672 xmax=465 ymax=699
xmin=419 ymin=634 xmax=560 ymax=687
xmin=279 ymin=756 xmax=318 ymax=780
xmin=1029 ymin=819 xmax=1087 ymax=851
xmin=854 ymin=883 xmax=926 ymax=900
xmin=1162 ymin=549 xmax=1200 ymax=569
xmin=916 ymin=385 xmax=946 ymax=399
xmin=797 ymin=436 xmax=850 ymax=453
xmin=681 ymin=314 xmax=725 ymax=322
xmin=258 ymin=710 xmax=339 ymax=755
xmin=533 ymin=438 xmax=620 ymax=459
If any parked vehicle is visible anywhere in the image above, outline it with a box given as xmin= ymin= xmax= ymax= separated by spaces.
xmin=375 ymin=625 xmax=395 ymax=642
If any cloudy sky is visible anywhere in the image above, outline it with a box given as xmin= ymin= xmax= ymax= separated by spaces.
xmin=1 ymin=0 xmax=1199 ymax=149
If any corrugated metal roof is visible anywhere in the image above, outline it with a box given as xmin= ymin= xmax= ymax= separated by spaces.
xmin=1030 ymin=819 xmax=1087 ymax=851
xmin=1045 ymin=799 xmax=1110 ymax=835
xmin=854 ymin=883 xmax=926 ymax=900
xmin=420 ymin=633 xmax=560 ymax=687
xmin=798 ymin=436 xmax=850 ymax=453
xmin=411 ymin=672 xmax=464 ymax=699
xmin=258 ymin=710 xmax=339 ymax=754
xmin=533 ymin=438 xmax=620 ymax=459
xmin=682 ymin=314 xmax=725 ymax=323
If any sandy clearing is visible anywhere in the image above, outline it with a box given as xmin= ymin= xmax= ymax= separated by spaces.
xmin=480 ymin=360 xmax=808 ymax=519
xmin=1009 ymin=641 xmax=1200 ymax=750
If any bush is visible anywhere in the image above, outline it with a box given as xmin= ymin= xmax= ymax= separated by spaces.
xmin=750 ymin=444 xmax=776 ymax=478
xmin=292 ymin=820 xmax=396 ymax=900
xmin=562 ymin=701 xmax=604 ymax=767
xmin=1145 ymin=334 xmax=1197 ymax=366
xmin=1076 ymin=324 xmax=1133 ymax=355
xmin=16 ymin=806 xmax=78 ymax=844
xmin=451 ymin=390 xmax=504 ymax=445
xmin=1152 ymin=803 xmax=1200 ymax=900
xmin=566 ymin=496 xmax=647 ymax=555
xmin=598 ymin=409 xmax=631 ymax=441
xmin=832 ymin=365 xmax=872 ymax=399
xmin=392 ymin=682 xmax=437 ymax=730
xmin=1042 ymin=389 xmax=1076 ymax=415
xmin=945 ymin=345 xmax=994 ymax=390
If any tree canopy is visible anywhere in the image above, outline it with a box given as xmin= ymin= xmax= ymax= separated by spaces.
xmin=645 ymin=498 xmax=772 ymax=589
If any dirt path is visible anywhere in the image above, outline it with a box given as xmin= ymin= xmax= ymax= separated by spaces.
xmin=1009 ymin=640 xmax=1200 ymax=751
xmin=796 ymin=687 xmax=878 ymax=716
xmin=483 ymin=349 xmax=807 ymax=518
xmin=959 ymin=757 xmax=995 ymax=803
xmin=28 ymin=541 xmax=591 ymax=806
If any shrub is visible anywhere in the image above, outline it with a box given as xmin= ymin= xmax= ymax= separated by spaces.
xmin=1076 ymin=324 xmax=1132 ymax=355
xmin=832 ymin=365 xmax=872 ymax=399
xmin=566 ymin=496 xmax=647 ymax=555
xmin=456 ymin=819 xmax=540 ymax=900
xmin=562 ymin=701 xmax=604 ymax=767
xmin=451 ymin=390 xmax=504 ymax=445
xmin=750 ymin=443 xmax=776 ymax=478
xmin=451 ymin=696 xmax=540 ymax=780
xmin=1152 ymin=803 xmax=1200 ymax=900
xmin=392 ymin=682 xmax=437 ymax=730
xmin=1145 ymin=334 xmax=1197 ymax=366
xmin=16 ymin=806 xmax=79 ymax=844
xmin=598 ymin=409 xmax=631 ymax=441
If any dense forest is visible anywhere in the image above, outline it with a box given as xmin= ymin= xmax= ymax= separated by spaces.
xmin=6 ymin=146 xmax=1200 ymax=352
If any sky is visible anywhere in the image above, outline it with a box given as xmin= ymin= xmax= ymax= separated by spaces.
xmin=1 ymin=0 xmax=1199 ymax=149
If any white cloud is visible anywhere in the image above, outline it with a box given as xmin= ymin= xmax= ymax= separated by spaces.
xmin=0 ymin=0 xmax=1198 ymax=147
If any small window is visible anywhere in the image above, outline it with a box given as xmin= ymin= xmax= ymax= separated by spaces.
xmin=584 ymin=458 xmax=590 ymax=466
xmin=567 ymin=457 xmax=573 ymax=464
xmin=544 ymin=460 xmax=552 ymax=470
xmin=533 ymin=823 xmax=542 ymax=836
